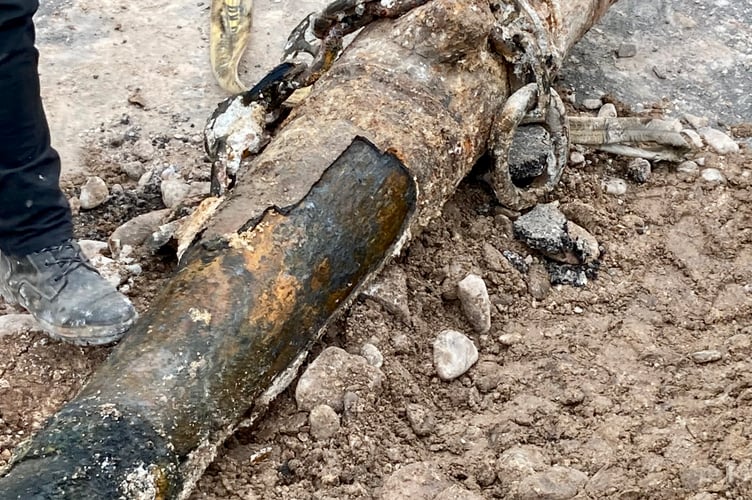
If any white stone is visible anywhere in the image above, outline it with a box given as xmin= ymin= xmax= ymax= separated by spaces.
xmin=433 ymin=329 xmax=479 ymax=381
xmin=79 ymin=176 xmax=109 ymax=210
xmin=597 ymin=103 xmax=618 ymax=118
xmin=160 ymin=178 xmax=191 ymax=208
xmin=360 ymin=343 xmax=384 ymax=368
xmin=701 ymin=168 xmax=725 ymax=184
xmin=78 ymin=239 xmax=109 ymax=260
xmin=698 ymin=127 xmax=740 ymax=155
xmin=676 ymin=160 xmax=699 ymax=174
xmin=604 ymin=178 xmax=628 ymax=196
xmin=681 ymin=129 xmax=704 ymax=149
xmin=582 ymin=98 xmax=603 ymax=110
xmin=569 ymin=151 xmax=586 ymax=165
xmin=683 ymin=113 xmax=709 ymax=130
xmin=456 ymin=274 xmax=491 ymax=334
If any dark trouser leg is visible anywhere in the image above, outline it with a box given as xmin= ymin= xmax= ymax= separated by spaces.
xmin=0 ymin=0 xmax=73 ymax=257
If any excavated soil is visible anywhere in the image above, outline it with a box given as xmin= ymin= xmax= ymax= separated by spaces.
xmin=1 ymin=1 xmax=751 ymax=499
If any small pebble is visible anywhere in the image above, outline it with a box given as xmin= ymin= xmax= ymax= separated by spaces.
xmin=406 ymin=403 xmax=436 ymax=437
xmin=433 ymin=329 xmax=479 ymax=381
xmin=132 ymin=138 xmax=156 ymax=162
xmin=698 ymin=127 xmax=740 ymax=155
xmin=676 ymin=160 xmax=699 ymax=174
xmin=597 ymin=103 xmax=618 ymax=118
xmin=569 ymin=151 xmax=586 ymax=165
xmin=457 ymin=274 xmax=492 ymax=334
xmin=682 ymin=129 xmax=704 ymax=149
xmin=701 ymin=168 xmax=725 ymax=184
xmin=627 ymin=158 xmax=652 ymax=184
xmin=683 ymin=113 xmax=709 ymax=130
xmin=79 ymin=176 xmax=109 ymax=210
xmin=499 ymin=333 xmax=523 ymax=346
xmin=616 ymin=43 xmax=637 ymax=58
xmin=691 ymin=350 xmax=722 ymax=364
xmin=582 ymin=98 xmax=603 ymax=111
xmin=308 ymin=404 xmax=340 ymax=441
xmin=360 ymin=343 xmax=384 ymax=369
xmin=604 ymin=178 xmax=628 ymax=196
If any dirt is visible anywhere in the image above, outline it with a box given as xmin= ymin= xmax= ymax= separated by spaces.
xmin=1 ymin=1 xmax=752 ymax=499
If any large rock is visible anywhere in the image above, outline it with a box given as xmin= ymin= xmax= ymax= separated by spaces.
xmin=295 ymin=346 xmax=384 ymax=412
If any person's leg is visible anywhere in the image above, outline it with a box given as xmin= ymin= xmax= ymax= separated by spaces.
xmin=0 ymin=0 xmax=137 ymax=345
xmin=0 ymin=0 xmax=73 ymax=256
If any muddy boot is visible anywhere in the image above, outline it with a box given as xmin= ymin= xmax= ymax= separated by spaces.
xmin=0 ymin=240 xmax=138 ymax=346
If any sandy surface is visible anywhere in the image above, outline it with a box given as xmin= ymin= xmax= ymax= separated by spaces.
xmin=1 ymin=1 xmax=751 ymax=498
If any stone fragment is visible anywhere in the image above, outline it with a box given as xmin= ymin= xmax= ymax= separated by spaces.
xmin=682 ymin=129 xmax=704 ymax=149
xmin=435 ymin=485 xmax=485 ymax=500
xmin=295 ymin=347 xmax=384 ymax=412
xmin=497 ymin=446 xmax=550 ymax=479
xmin=627 ymin=158 xmax=652 ymax=184
xmin=677 ymin=160 xmax=699 ymax=174
xmin=679 ymin=464 xmax=723 ymax=491
xmin=569 ymin=151 xmax=586 ymax=165
xmin=691 ymin=350 xmax=722 ymax=364
xmin=380 ymin=462 xmax=451 ymax=500
xmin=516 ymin=466 xmax=588 ymax=500
xmin=700 ymin=168 xmax=725 ymax=184
xmin=526 ymin=263 xmax=551 ymax=300
xmin=78 ymin=240 xmax=109 ymax=260
xmin=482 ymin=243 xmax=507 ymax=273
xmin=457 ymin=274 xmax=491 ymax=334
xmin=308 ymin=404 xmax=340 ymax=441
xmin=597 ymin=103 xmax=618 ymax=118
xmin=361 ymin=343 xmax=384 ymax=369
xmin=698 ymin=127 xmax=740 ymax=155
xmin=683 ymin=113 xmax=709 ymax=130
xmin=582 ymin=98 xmax=602 ymax=110
xmin=616 ymin=43 xmax=637 ymax=58
xmin=566 ymin=221 xmax=600 ymax=264
xmin=406 ymin=403 xmax=436 ymax=437
xmin=433 ymin=329 xmax=479 ymax=381
xmin=604 ymin=178 xmax=628 ymax=196
xmin=161 ymin=178 xmax=190 ymax=208
xmin=109 ymin=209 xmax=171 ymax=257
xmin=473 ymin=361 xmax=503 ymax=393
xmin=79 ymin=176 xmax=109 ymax=210
xmin=121 ymin=161 xmax=146 ymax=181
xmin=361 ymin=266 xmax=411 ymax=324
xmin=508 ymin=125 xmax=551 ymax=182
xmin=513 ymin=203 xmax=569 ymax=257
xmin=132 ymin=138 xmax=156 ymax=162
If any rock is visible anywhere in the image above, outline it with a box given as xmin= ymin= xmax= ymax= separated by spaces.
xmin=361 ymin=266 xmax=411 ymax=324
xmin=457 ymin=274 xmax=492 ymax=334
xmin=597 ymin=103 xmax=618 ymax=118
xmin=516 ymin=466 xmax=588 ymax=500
xmin=121 ymin=161 xmax=146 ymax=181
xmin=79 ymin=176 xmax=109 ymax=210
xmin=677 ymin=160 xmax=699 ymax=174
xmin=497 ymin=446 xmax=550 ymax=479
xmin=109 ymin=209 xmax=171 ymax=257
xmin=308 ymin=404 xmax=340 ymax=441
xmin=295 ymin=346 xmax=384 ymax=412
xmin=569 ymin=151 xmax=586 ymax=165
xmin=499 ymin=333 xmax=523 ymax=346
xmin=406 ymin=403 xmax=436 ymax=437
xmin=691 ymin=350 xmax=722 ymax=364
xmin=684 ymin=114 xmax=709 ymax=130
xmin=483 ymin=243 xmax=507 ymax=273
xmin=698 ymin=127 xmax=740 ymax=155
xmin=679 ymin=464 xmax=724 ymax=491
xmin=682 ymin=129 xmax=704 ymax=149
xmin=0 ymin=314 xmax=42 ymax=336
xmin=582 ymin=98 xmax=602 ymax=110
xmin=627 ymin=158 xmax=652 ymax=183
xmin=728 ymin=460 xmax=752 ymax=490
xmin=132 ymin=138 xmax=156 ymax=162
xmin=700 ymin=168 xmax=725 ymax=184
xmin=380 ymin=462 xmax=451 ymax=500
xmin=473 ymin=361 xmax=503 ymax=393
xmin=526 ymin=263 xmax=551 ymax=300
xmin=566 ymin=221 xmax=600 ymax=264
xmin=604 ymin=178 xmax=628 ymax=196
xmin=68 ymin=196 xmax=81 ymax=216
xmin=513 ymin=203 xmax=569 ymax=257
xmin=435 ymin=485 xmax=485 ymax=500
xmin=160 ymin=178 xmax=192 ymax=208
xmin=78 ymin=239 xmax=109 ymax=260
xmin=361 ymin=343 xmax=384 ymax=369
xmin=433 ymin=329 xmax=479 ymax=381
xmin=616 ymin=43 xmax=636 ymax=58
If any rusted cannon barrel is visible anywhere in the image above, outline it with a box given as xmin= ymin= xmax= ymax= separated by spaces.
xmin=0 ymin=0 xmax=617 ymax=498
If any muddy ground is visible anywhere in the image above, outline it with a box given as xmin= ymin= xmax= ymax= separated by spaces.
xmin=1 ymin=1 xmax=752 ymax=499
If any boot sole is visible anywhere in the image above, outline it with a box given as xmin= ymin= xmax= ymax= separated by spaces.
xmin=35 ymin=314 xmax=139 ymax=347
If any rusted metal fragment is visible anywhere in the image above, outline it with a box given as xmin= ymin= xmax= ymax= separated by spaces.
xmin=0 ymin=138 xmax=415 ymax=499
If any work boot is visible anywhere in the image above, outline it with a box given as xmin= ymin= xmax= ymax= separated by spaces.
xmin=0 ymin=240 xmax=138 ymax=346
